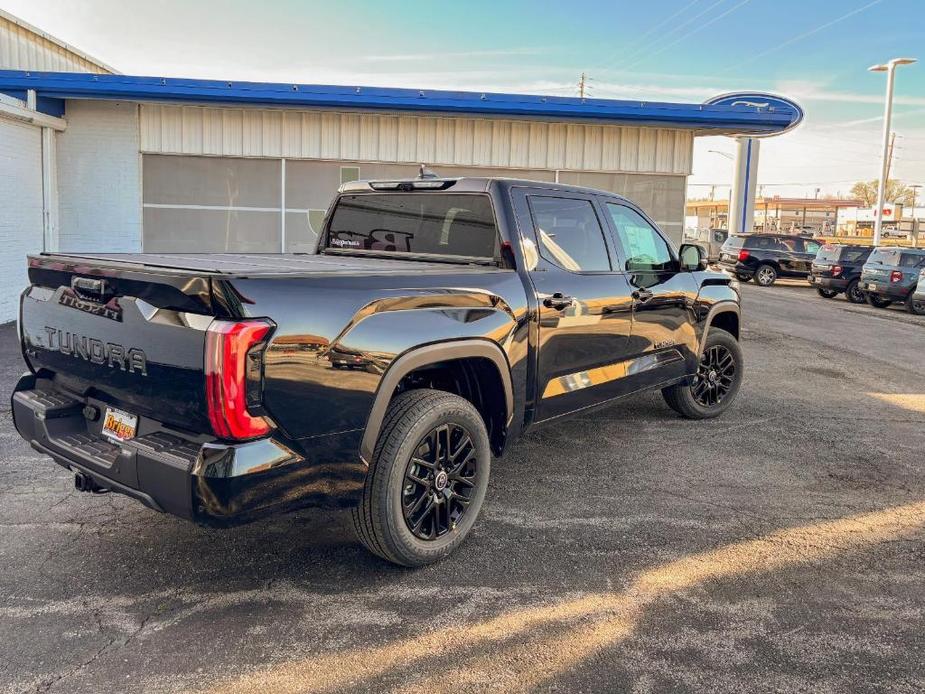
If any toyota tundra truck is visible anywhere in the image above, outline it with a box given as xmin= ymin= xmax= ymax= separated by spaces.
xmin=12 ymin=176 xmax=743 ymax=567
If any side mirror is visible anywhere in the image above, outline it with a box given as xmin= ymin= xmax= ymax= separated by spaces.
xmin=679 ymin=243 xmax=707 ymax=272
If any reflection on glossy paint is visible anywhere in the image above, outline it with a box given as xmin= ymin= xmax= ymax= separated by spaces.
xmin=543 ymin=349 xmax=684 ymax=398
xmin=206 ymin=501 xmax=925 ymax=694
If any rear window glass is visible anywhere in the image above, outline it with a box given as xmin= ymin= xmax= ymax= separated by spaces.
xmin=722 ymin=236 xmax=744 ymax=250
xmin=818 ymin=245 xmax=870 ymax=263
xmin=867 ymin=249 xmax=902 ymax=265
xmin=816 ymin=245 xmax=840 ymax=261
xmin=325 ymin=194 xmax=498 ymax=259
xmin=841 ymin=248 xmax=871 ymax=263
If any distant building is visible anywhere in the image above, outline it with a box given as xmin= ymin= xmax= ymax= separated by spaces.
xmin=686 ymin=197 xmax=862 ymax=235
xmin=0 ymin=10 xmax=796 ymax=323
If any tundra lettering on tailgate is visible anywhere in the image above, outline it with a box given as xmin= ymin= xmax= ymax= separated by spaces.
xmin=43 ymin=327 xmax=148 ymax=375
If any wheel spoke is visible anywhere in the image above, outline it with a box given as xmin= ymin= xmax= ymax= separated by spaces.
xmin=402 ymin=420 xmax=480 ymax=541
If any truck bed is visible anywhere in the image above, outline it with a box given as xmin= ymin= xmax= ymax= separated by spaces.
xmin=43 ymin=252 xmax=489 ymax=277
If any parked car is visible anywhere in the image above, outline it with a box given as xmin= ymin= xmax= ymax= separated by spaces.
xmin=860 ymin=247 xmax=925 ymax=312
xmin=807 ymin=244 xmax=873 ymax=303
xmin=12 ymin=176 xmax=744 ymax=567
xmin=718 ymin=233 xmax=822 ymax=286
xmin=910 ymin=269 xmax=925 ymax=316
xmin=683 ymin=227 xmax=728 ymax=262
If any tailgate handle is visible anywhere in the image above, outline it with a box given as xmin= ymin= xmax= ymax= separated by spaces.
xmin=71 ymin=277 xmax=112 ymax=302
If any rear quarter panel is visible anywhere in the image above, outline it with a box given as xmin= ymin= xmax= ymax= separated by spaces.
xmin=230 ymin=269 xmax=531 ymax=446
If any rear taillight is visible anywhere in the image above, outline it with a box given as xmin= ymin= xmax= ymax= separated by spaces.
xmin=738 ymin=250 xmax=750 ymax=262
xmin=890 ymin=270 xmax=903 ymax=283
xmin=205 ymin=319 xmax=275 ymax=440
xmin=831 ymin=265 xmax=842 ymax=277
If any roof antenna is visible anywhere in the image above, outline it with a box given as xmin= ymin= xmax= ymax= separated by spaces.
xmin=418 ymin=163 xmax=439 ymax=179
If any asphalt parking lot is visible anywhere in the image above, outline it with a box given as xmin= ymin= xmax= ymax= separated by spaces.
xmin=2 ymin=282 xmax=924 ymax=694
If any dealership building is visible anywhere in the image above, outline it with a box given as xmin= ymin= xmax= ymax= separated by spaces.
xmin=0 ymin=10 xmax=795 ymax=322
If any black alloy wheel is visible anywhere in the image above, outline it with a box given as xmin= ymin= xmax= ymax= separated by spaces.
xmin=402 ymin=423 xmax=479 ymax=540
xmin=845 ymin=280 xmax=865 ymax=304
xmin=692 ymin=343 xmax=737 ymax=407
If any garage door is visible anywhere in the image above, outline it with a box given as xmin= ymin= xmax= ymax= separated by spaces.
xmin=0 ymin=118 xmax=43 ymax=323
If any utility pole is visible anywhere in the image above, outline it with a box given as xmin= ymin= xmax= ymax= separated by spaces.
xmin=578 ymin=72 xmax=587 ymax=99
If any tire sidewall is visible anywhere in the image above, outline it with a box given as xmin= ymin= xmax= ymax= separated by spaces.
xmin=380 ymin=396 xmax=490 ymax=565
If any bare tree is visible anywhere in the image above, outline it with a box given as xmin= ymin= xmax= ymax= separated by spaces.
xmin=850 ymin=179 xmax=913 ymax=206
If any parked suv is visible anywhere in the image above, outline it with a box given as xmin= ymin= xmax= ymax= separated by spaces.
xmin=807 ymin=244 xmax=872 ymax=303
xmin=860 ymin=247 xmax=925 ymax=312
xmin=718 ymin=234 xmax=822 ymax=286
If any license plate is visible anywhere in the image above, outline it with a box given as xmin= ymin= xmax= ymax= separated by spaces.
xmin=808 ymin=275 xmax=815 ymax=282
xmin=101 ymin=406 xmax=137 ymax=442
xmin=866 ymin=283 xmax=878 ymax=291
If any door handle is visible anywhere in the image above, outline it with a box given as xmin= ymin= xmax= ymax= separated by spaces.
xmin=632 ymin=289 xmax=654 ymax=303
xmin=542 ymin=292 xmax=574 ymax=311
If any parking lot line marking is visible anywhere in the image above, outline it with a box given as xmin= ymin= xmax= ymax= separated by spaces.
xmin=205 ymin=500 xmax=925 ymax=694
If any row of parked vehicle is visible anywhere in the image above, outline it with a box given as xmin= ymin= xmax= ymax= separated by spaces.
xmin=717 ymin=233 xmax=925 ymax=315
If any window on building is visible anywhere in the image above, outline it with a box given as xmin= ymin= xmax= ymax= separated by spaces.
xmin=606 ymin=204 xmax=674 ymax=272
xmin=526 ymin=197 xmax=611 ymax=272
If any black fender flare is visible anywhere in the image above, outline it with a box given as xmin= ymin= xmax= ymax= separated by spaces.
xmin=359 ymin=339 xmax=514 ymax=465
xmin=698 ymin=302 xmax=741 ymax=358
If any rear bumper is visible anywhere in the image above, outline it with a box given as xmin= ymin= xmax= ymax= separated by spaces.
xmin=12 ymin=374 xmax=365 ymax=525
xmin=808 ymin=276 xmax=849 ymax=291
xmin=717 ymin=260 xmax=749 ymax=276
xmin=860 ymin=281 xmax=913 ymax=300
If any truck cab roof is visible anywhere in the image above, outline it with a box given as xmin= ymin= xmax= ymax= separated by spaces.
xmin=338 ymin=176 xmax=634 ymax=203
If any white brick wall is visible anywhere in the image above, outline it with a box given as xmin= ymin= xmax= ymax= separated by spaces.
xmin=57 ymin=100 xmax=142 ymax=253
xmin=0 ymin=118 xmax=43 ymax=323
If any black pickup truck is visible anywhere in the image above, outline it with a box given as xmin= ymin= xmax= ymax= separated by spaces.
xmin=13 ymin=176 xmax=743 ymax=566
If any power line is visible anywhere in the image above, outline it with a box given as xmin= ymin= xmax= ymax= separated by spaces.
xmin=617 ymin=0 xmax=730 ymax=68
xmin=725 ymin=0 xmax=887 ymax=71
xmin=591 ymin=0 xmax=704 ymax=72
xmin=623 ymin=0 xmax=754 ymax=70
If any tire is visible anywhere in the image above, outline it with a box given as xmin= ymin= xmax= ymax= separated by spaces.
xmin=661 ymin=327 xmax=743 ymax=419
xmin=866 ymin=293 xmax=892 ymax=309
xmin=816 ymin=287 xmax=838 ymax=299
xmin=352 ymin=388 xmax=490 ymax=567
xmin=845 ymin=279 xmax=866 ymax=304
xmin=906 ymin=291 xmax=925 ymax=316
xmin=754 ymin=264 xmax=777 ymax=287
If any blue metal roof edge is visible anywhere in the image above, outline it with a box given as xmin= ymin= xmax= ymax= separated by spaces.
xmin=0 ymin=70 xmax=794 ymax=133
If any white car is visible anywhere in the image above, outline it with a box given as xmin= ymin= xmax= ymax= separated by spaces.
xmin=911 ymin=268 xmax=925 ymax=315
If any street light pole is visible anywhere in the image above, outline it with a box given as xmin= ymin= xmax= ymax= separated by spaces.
xmin=869 ymin=57 xmax=917 ymax=246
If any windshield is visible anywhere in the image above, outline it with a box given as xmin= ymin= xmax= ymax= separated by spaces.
xmin=325 ymin=193 xmax=499 ymax=260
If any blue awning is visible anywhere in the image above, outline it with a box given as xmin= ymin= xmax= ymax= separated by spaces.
xmin=0 ymin=70 xmax=796 ymax=134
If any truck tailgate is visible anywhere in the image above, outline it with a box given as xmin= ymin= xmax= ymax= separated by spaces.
xmin=19 ymin=254 xmax=220 ymax=434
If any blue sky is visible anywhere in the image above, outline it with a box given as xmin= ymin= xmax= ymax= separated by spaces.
xmin=4 ymin=0 xmax=923 ymax=197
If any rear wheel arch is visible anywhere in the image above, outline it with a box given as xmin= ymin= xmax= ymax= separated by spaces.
xmin=361 ymin=340 xmax=513 ymax=464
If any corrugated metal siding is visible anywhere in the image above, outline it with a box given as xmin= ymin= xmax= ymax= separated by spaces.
xmin=0 ymin=14 xmax=112 ymax=73
xmin=140 ymin=105 xmax=693 ymax=175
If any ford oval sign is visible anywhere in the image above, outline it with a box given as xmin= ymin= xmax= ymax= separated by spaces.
xmin=705 ymin=92 xmax=804 ymax=137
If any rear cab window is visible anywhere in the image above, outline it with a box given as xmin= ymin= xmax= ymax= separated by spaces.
xmin=324 ymin=193 xmax=500 ymax=263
